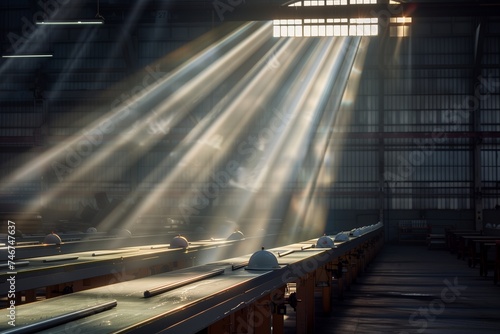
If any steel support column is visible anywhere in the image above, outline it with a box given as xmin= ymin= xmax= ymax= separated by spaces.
xmin=472 ymin=18 xmax=485 ymax=231
xmin=378 ymin=20 xmax=389 ymax=238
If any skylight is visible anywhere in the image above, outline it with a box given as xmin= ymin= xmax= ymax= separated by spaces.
xmin=273 ymin=1 xmax=411 ymax=38
xmin=273 ymin=18 xmax=378 ymax=37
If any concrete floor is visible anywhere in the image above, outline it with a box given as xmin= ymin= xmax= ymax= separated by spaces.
xmin=286 ymin=243 xmax=500 ymax=334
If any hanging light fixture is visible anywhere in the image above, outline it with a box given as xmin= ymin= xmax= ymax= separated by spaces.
xmin=2 ymin=54 xmax=53 ymax=58
xmin=36 ymin=0 xmax=104 ymax=25
xmin=36 ymin=20 xmax=103 ymax=25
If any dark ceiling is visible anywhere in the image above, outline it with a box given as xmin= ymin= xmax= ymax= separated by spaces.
xmin=1 ymin=1 xmax=500 ymax=26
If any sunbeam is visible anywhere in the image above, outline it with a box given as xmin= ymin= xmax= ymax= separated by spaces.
xmin=289 ymin=36 xmax=371 ymax=242
xmin=32 ymin=23 xmax=270 ymax=210
xmin=1 ymin=22 xmax=369 ymax=251
xmin=0 ymin=22 xmax=260 ymax=198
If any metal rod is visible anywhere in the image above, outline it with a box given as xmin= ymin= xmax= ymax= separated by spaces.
xmin=301 ymin=244 xmax=314 ymax=250
xmin=231 ymin=262 xmax=248 ymax=270
xmin=278 ymin=250 xmax=295 ymax=257
xmin=92 ymin=249 xmax=139 ymax=256
xmin=42 ymin=256 xmax=79 ymax=263
xmin=139 ymin=245 xmax=170 ymax=250
xmin=143 ymin=269 xmax=225 ymax=298
xmin=0 ymin=261 xmax=29 ymax=268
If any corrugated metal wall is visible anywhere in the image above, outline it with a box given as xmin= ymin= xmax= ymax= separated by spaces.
xmin=331 ymin=16 xmax=499 ymax=214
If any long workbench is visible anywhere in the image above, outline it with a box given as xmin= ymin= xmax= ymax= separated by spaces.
xmin=1 ymin=233 xmax=276 ymax=304
xmin=0 ymin=224 xmax=384 ymax=334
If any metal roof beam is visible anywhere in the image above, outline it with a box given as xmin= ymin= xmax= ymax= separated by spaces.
xmin=220 ymin=2 xmax=500 ymax=21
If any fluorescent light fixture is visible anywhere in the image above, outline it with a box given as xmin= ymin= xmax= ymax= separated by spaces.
xmin=2 ymin=54 xmax=53 ymax=58
xmin=36 ymin=19 xmax=104 ymax=25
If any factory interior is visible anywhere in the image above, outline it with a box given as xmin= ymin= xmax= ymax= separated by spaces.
xmin=1 ymin=1 xmax=500 ymax=333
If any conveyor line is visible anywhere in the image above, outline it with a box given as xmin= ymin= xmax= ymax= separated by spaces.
xmin=0 ymin=234 xmax=277 ymax=294
xmin=0 ymin=227 xmax=384 ymax=334
xmin=92 ymin=249 xmax=140 ymax=257
xmin=42 ymin=256 xmax=79 ymax=263
xmin=0 ymin=233 xmax=195 ymax=259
